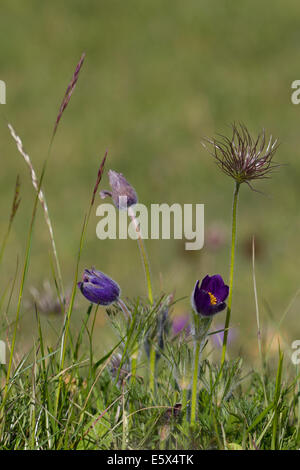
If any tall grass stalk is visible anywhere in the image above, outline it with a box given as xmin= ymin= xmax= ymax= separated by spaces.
xmin=55 ymin=151 xmax=107 ymax=415
xmin=0 ymin=160 xmax=47 ymax=430
xmin=271 ymin=348 xmax=283 ymax=450
xmin=0 ymin=175 xmax=21 ymax=266
xmin=8 ymin=124 xmax=65 ymax=303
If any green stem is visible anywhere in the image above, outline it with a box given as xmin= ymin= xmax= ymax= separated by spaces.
xmin=128 ymin=207 xmax=155 ymax=393
xmin=131 ymin=356 xmax=137 ymax=386
xmin=221 ymin=182 xmax=240 ymax=367
xmin=190 ymin=315 xmax=212 ymax=425
xmin=0 ymin=225 xmax=11 ymax=266
xmin=297 ymin=364 xmax=300 ymax=440
xmin=128 ymin=207 xmax=153 ymax=304
xmin=118 ymin=299 xmax=132 ymax=321
xmin=149 ymin=344 xmax=156 ymax=394
xmin=129 ymin=354 xmax=138 ymax=425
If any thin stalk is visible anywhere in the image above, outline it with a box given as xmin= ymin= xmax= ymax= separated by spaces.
xmin=129 ymin=353 xmax=138 ymax=423
xmin=128 ymin=207 xmax=153 ymax=304
xmin=0 ymin=175 xmax=21 ymax=265
xmin=297 ymin=364 xmax=300 ymax=440
xmin=0 ymin=162 xmax=45 ymax=422
xmin=190 ymin=336 xmax=201 ymax=426
xmin=56 ymin=146 xmax=107 ymax=412
xmin=221 ymin=181 xmax=240 ymax=366
xmin=252 ymin=236 xmax=268 ymax=405
xmin=149 ymin=344 xmax=156 ymax=394
xmin=55 ymin=212 xmax=89 ymax=416
xmin=271 ymin=348 xmax=283 ymax=450
xmin=118 ymin=299 xmax=132 ymax=321
xmin=122 ymin=383 xmax=128 ymax=450
xmin=131 ymin=356 xmax=137 ymax=386
xmin=128 ymin=206 xmax=155 ymax=392
xmin=0 ymin=226 xmax=11 ymax=266
xmin=190 ymin=315 xmax=212 ymax=425
xmin=30 ymin=345 xmax=37 ymax=450
xmin=8 ymin=124 xmax=65 ymax=304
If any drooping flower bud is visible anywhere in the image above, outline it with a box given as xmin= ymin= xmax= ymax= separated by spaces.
xmin=100 ymin=170 xmax=138 ymax=209
xmin=77 ymin=268 xmax=120 ymax=305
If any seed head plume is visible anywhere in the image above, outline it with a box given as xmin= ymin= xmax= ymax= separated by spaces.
xmin=203 ymin=123 xmax=280 ymax=189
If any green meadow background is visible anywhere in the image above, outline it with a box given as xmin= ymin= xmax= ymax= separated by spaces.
xmin=0 ymin=0 xmax=299 ymax=363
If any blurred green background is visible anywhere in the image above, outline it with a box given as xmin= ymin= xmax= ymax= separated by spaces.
xmin=0 ymin=0 xmax=300 ymax=363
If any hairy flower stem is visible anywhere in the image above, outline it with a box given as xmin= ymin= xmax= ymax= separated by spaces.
xmin=190 ymin=341 xmax=200 ymax=426
xmin=128 ymin=207 xmax=153 ymax=305
xmin=221 ymin=182 xmax=240 ymax=367
xmin=190 ymin=315 xmax=212 ymax=426
xmin=128 ymin=207 xmax=156 ymax=392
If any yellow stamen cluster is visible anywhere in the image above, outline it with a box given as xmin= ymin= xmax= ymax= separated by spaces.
xmin=208 ymin=291 xmax=217 ymax=305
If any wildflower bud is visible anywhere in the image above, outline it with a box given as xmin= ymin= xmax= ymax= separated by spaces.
xmin=100 ymin=170 xmax=138 ymax=209
xmin=77 ymin=269 xmax=120 ymax=305
xmin=192 ymin=274 xmax=229 ymax=317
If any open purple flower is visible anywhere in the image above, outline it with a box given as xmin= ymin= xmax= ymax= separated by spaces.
xmin=78 ymin=269 xmax=120 ymax=305
xmin=192 ymin=274 xmax=229 ymax=317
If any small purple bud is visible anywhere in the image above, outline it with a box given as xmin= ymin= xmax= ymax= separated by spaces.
xmin=100 ymin=170 xmax=138 ymax=210
xmin=77 ymin=268 xmax=120 ymax=305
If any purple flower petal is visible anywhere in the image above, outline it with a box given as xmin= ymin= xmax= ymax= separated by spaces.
xmin=192 ymin=274 xmax=229 ymax=317
xmin=78 ymin=269 xmax=120 ymax=305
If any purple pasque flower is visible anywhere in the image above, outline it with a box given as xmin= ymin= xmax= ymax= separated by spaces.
xmin=192 ymin=274 xmax=229 ymax=317
xmin=78 ymin=268 xmax=120 ymax=305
